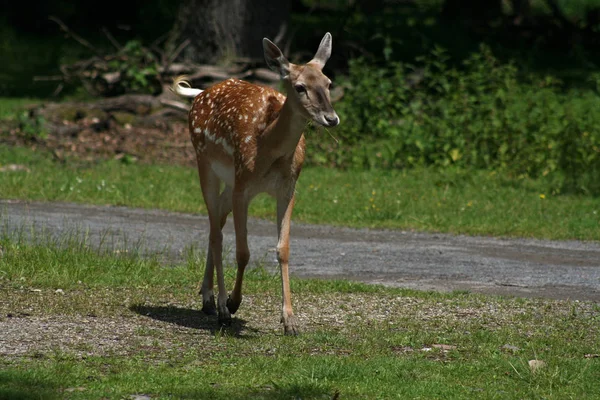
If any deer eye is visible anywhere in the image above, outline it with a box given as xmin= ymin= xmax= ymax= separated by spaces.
xmin=294 ymin=84 xmax=307 ymax=94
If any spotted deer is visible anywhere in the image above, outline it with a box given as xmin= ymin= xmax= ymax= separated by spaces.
xmin=172 ymin=33 xmax=339 ymax=335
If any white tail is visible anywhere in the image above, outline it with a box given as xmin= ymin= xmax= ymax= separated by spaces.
xmin=172 ymin=33 xmax=339 ymax=335
xmin=171 ymin=76 xmax=203 ymax=98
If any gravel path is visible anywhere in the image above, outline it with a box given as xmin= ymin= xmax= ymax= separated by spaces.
xmin=2 ymin=200 xmax=599 ymax=301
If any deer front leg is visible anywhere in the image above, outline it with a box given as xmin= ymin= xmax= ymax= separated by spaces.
xmin=277 ymin=187 xmax=298 ymax=336
xmin=228 ymin=188 xmax=250 ymax=315
xmin=200 ymin=186 xmax=232 ymax=315
xmin=200 ymin=249 xmax=217 ymax=315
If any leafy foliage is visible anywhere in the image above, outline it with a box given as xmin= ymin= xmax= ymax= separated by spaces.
xmin=105 ymin=40 xmax=161 ymax=95
xmin=16 ymin=110 xmax=47 ymax=139
xmin=309 ymin=45 xmax=600 ymax=195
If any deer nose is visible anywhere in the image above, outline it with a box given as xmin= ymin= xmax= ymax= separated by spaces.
xmin=324 ymin=114 xmax=339 ymax=127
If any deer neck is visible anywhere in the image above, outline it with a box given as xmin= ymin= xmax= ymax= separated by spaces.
xmin=261 ymin=82 xmax=308 ymax=158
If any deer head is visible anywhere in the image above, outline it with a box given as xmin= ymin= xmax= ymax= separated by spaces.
xmin=263 ymin=33 xmax=340 ymax=127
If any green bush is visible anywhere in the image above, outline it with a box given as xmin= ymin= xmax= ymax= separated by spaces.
xmin=106 ymin=40 xmax=161 ymax=95
xmin=308 ymin=45 xmax=600 ymax=195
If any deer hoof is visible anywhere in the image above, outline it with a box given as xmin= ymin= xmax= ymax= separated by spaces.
xmin=201 ymin=295 xmax=217 ymax=316
xmin=282 ymin=315 xmax=299 ymax=336
xmin=218 ymin=311 xmax=232 ymax=326
xmin=284 ymin=324 xmax=299 ymax=336
xmin=226 ymin=295 xmax=241 ymax=314
xmin=202 ymin=302 xmax=217 ymax=316
xmin=218 ymin=301 xmax=232 ymax=326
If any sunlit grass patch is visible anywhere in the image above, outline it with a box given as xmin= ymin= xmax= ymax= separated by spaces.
xmin=1 ymin=145 xmax=599 ymax=240
xmin=0 ymin=97 xmax=40 ymax=119
xmin=0 ymin=236 xmax=599 ymax=399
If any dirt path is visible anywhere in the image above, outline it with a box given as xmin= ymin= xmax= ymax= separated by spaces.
xmin=2 ymin=199 xmax=599 ymax=301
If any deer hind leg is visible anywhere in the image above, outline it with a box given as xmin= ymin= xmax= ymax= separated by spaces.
xmin=277 ymin=186 xmax=298 ymax=336
xmin=199 ymin=185 xmax=232 ymax=316
xmin=198 ymin=165 xmax=231 ymax=325
xmin=227 ymin=186 xmax=250 ymax=315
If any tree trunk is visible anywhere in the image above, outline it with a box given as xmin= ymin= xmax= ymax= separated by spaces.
xmin=441 ymin=0 xmax=503 ymax=24
xmin=511 ymin=0 xmax=531 ymax=18
xmin=507 ymin=0 xmax=531 ymax=25
xmin=175 ymin=0 xmax=290 ymax=64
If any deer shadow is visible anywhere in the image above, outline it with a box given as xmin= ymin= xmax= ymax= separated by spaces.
xmin=129 ymin=304 xmax=258 ymax=337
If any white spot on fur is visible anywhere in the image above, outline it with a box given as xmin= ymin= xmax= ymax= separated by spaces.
xmin=204 ymin=129 xmax=215 ymax=142
xmin=204 ymin=128 xmax=233 ymax=155
xmin=216 ymin=137 xmax=234 ymax=155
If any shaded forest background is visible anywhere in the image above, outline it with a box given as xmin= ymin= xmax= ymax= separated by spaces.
xmin=2 ymin=0 xmax=600 ymax=195
xmin=4 ymin=0 xmax=600 ymax=96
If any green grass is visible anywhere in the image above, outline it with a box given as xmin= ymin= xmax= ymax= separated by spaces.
xmin=0 ymin=236 xmax=599 ymax=399
xmin=0 ymin=97 xmax=39 ymax=118
xmin=1 ymin=145 xmax=599 ymax=240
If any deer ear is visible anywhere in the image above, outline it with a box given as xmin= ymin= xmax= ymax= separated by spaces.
xmin=263 ymin=38 xmax=290 ymax=79
xmin=310 ymin=32 xmax=332 ymax=70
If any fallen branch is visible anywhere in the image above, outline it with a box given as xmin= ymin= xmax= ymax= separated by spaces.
xmin=90 ymin=94 xmax=163 ymax=113
xmin=44 ymin=18 xmax=284 ymax=100
xmin=160 ymin=99 xmax=190 ymax=113
xmin=33 ymin=75 xmax=64 ymax=82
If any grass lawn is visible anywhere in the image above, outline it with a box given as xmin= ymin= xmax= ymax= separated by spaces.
xmin=1 ymin=130 xmax=598 ymax=397
xmin=0 ymin=235 xmax=599 ymax=399
xmin=0 ymin=145 xmax=599 ymax=240
xmin=0 ymin=98 xmax=39 ymax=119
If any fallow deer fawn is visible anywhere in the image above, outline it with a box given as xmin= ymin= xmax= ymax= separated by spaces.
xmin=172 ymin=33 xmax=339 ymax=335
